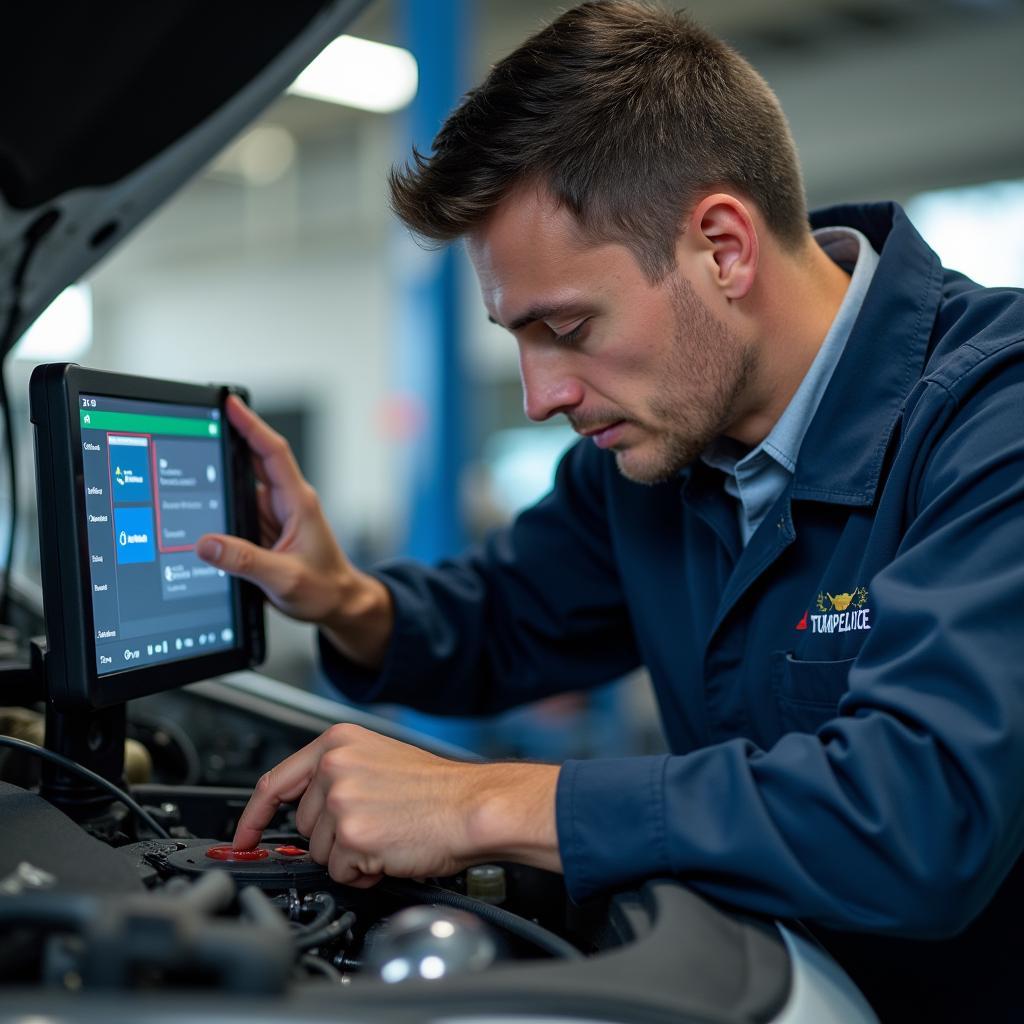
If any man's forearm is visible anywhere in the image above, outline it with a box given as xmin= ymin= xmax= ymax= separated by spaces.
xmin=320 ymin=571 xmax=395 ymax=671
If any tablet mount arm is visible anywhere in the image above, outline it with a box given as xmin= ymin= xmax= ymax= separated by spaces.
xmin=26 ymin=637 xmax=130 ymax=831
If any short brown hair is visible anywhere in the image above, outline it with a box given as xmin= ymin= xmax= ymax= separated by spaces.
xmin=389 ymin=0 xmax=808 ymax=279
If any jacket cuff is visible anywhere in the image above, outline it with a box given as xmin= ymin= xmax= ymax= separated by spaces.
xmin=557 ymin=755 xmax=673 ymax=903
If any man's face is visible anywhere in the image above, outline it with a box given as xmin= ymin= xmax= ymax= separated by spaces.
xmin=467 ymin=186 xmax=757 ymax=484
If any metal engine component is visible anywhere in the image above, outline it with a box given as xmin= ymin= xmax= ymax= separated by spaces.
xmin=363 ymin=905 xmax=499 ymax=984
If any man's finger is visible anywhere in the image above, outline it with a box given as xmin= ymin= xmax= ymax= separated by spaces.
xmin=345 ymin=872 xmax=384 ymax=889
xmin=327 ymin=840 xmax=385 ymax=888
xmin=294 ymin=776 xmax=328 ymax=837
xmin=251 ymin=451 xmax=272 ymax=490
xmin=256 ymin=484 xmax=283 ymax=544
xmin=196 ymin=534 xmax=297 ymax=597
xmin=232 ymin=809 xmax=273 ymax=852
xmin=225 ymin=396 xmax=306 ymax=494
xmin=327 ymin=844 xmax=363 ymax=886
xmin=308 ymin=810 xmax=337 ymax=864
xmin=232 ymin=745 xmax=320 ymax=849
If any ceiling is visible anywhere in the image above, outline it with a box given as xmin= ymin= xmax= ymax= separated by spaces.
xmin=254 ymin=0 xmax=1024 ymax=206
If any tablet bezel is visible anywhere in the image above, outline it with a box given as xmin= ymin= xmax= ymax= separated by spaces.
xmin=30 ymin=362 xmax=265 ymax=709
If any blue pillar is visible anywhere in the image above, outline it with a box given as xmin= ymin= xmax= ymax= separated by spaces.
xmin=393 ymin=0 xmax=473 ymax=563
xmin=388 ymin=0 xmax=485 ymax=751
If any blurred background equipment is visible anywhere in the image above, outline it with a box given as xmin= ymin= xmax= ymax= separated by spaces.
xmin=3 ymin=0 xmax=1022 ymax=759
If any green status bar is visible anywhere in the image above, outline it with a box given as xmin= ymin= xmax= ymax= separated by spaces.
xmin=79 ymin=408 xmax=220 ymax=438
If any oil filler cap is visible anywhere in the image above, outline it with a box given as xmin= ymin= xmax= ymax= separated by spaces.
xmin=164 ymin=840 xmax=327 ymax=892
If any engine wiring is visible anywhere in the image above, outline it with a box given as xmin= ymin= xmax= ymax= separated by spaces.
xmin=0 ymin=734 xmax=171 ymax=838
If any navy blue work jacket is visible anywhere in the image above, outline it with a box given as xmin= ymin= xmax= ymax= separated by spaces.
xmin=322 ymin=202 xmax=1024 ymax=1018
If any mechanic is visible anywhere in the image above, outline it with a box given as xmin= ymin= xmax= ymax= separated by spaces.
xmin=197 ymin=1 xmax=1024 ymax=1017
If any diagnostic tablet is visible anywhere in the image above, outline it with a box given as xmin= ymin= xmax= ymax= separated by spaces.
xmin=30 ymin=363 xmax=265 ymax=709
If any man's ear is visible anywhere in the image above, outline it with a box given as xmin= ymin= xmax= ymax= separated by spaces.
xmin=681 ymin=193 xmax=758 ymax=300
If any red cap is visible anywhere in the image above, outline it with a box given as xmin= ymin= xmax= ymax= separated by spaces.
xmin=205 ymin=845 xmax=269 ymax=861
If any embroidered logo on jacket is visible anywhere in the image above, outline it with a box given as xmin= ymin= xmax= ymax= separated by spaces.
xmin=800 ymin=586 xmax=871 ymax=633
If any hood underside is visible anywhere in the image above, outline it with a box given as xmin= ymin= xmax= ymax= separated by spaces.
xmin=0 ymin=0 xmax=371 ymax=351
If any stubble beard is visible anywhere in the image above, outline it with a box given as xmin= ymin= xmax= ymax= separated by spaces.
xmin=615 ymin=277 xmax=756 ymax=485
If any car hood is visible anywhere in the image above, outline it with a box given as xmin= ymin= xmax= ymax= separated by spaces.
xmin=0 ymin=0 xmax=370 ymax=353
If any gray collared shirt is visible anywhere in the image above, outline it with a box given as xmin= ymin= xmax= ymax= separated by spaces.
xmin=700 ymin=226 xmax=880 ymax=545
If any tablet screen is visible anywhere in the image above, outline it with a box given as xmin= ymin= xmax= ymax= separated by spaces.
xmin=79 ymin=393 xmax=237 ymax=676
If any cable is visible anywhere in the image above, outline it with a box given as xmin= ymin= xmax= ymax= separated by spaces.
xmin=0 ymin=735 xmax=170 ymax=838
xmin=382 ymin=878 xmax=583 ymax=960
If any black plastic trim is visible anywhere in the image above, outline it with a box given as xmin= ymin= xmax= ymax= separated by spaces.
xmin=29 ymin=362 xmax=265 ymax=710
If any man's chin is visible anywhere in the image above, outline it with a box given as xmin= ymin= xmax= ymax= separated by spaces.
xmin=613 ymin=447 xmax=688 ymax=486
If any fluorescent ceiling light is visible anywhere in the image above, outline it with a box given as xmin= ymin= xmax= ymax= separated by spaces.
xmin=14 ymin=284 xmax=92 ymax=361
xmin=288 ymin=35 xmax=418 ymax=113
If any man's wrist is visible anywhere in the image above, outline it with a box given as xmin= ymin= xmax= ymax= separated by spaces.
xmin=461 ymin=762 xmax=563 ymax=874
xmin=320 ymin=571 xmax=394 ymax=671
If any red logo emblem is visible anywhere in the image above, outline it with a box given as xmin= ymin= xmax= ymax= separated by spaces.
xmin=795 ymin=610 xmax=809 ymax=631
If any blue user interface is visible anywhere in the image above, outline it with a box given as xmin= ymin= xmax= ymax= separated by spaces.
xmin=79 ymin=394 xmax=237 ymax=676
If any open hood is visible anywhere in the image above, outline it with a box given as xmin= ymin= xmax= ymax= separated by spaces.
xmin=0 ymin=0 xmax=371 ymax=352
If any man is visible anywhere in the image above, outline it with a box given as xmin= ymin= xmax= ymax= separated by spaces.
xmin=197 ymin=2 xmax=1024 ymax=1017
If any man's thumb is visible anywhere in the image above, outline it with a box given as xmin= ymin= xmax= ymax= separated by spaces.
xmin=197 ymin=534 xmax=279 ymax=591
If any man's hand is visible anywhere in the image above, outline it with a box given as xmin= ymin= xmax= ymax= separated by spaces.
xmin=232 ymin=723 xmax=562 ymax=886
xmin=196 ymin=396 xmax=392 ymax=669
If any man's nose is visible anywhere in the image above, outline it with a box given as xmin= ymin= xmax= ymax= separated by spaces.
xmin=519 ymin=347 xmax=584 ymax=422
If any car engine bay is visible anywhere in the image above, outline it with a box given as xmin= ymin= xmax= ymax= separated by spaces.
xmin=0 ymin=673 xmax=806 ymax=1024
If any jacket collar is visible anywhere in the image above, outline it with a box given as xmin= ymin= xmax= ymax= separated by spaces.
xmin=789 ymin=201 xmax=944 ymax=506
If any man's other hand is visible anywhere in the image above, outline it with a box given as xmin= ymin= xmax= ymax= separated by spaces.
xmin=232 ymin=723 xmax=562 ymax=886
xmin=196 ymin=396 xmax=392 ymax=669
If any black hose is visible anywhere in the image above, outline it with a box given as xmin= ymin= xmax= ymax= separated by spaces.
xmin=0 ymin=735 xmax=170 ymax=838
xmin=299 ymin=953 xmax=345 ymax=983
xmin=382 ymin=878 xmax=583 ymax=960
xmin=179 ymin=869 xmax=236 ymax=915
xmin=239 ymin=884 xmax=292 ymax=938
xmin=295 ymin=910 xmax=356 ymax=952
xmin=296 ymin=891 xmax=337 ymax=934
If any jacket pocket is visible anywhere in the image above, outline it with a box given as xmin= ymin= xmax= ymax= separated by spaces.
xmin=771 ymin=652 xmax=855 ymax=734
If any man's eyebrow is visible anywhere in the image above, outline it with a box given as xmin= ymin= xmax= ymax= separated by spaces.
xmin=488 ymin=303 xmax=582 ymax=332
